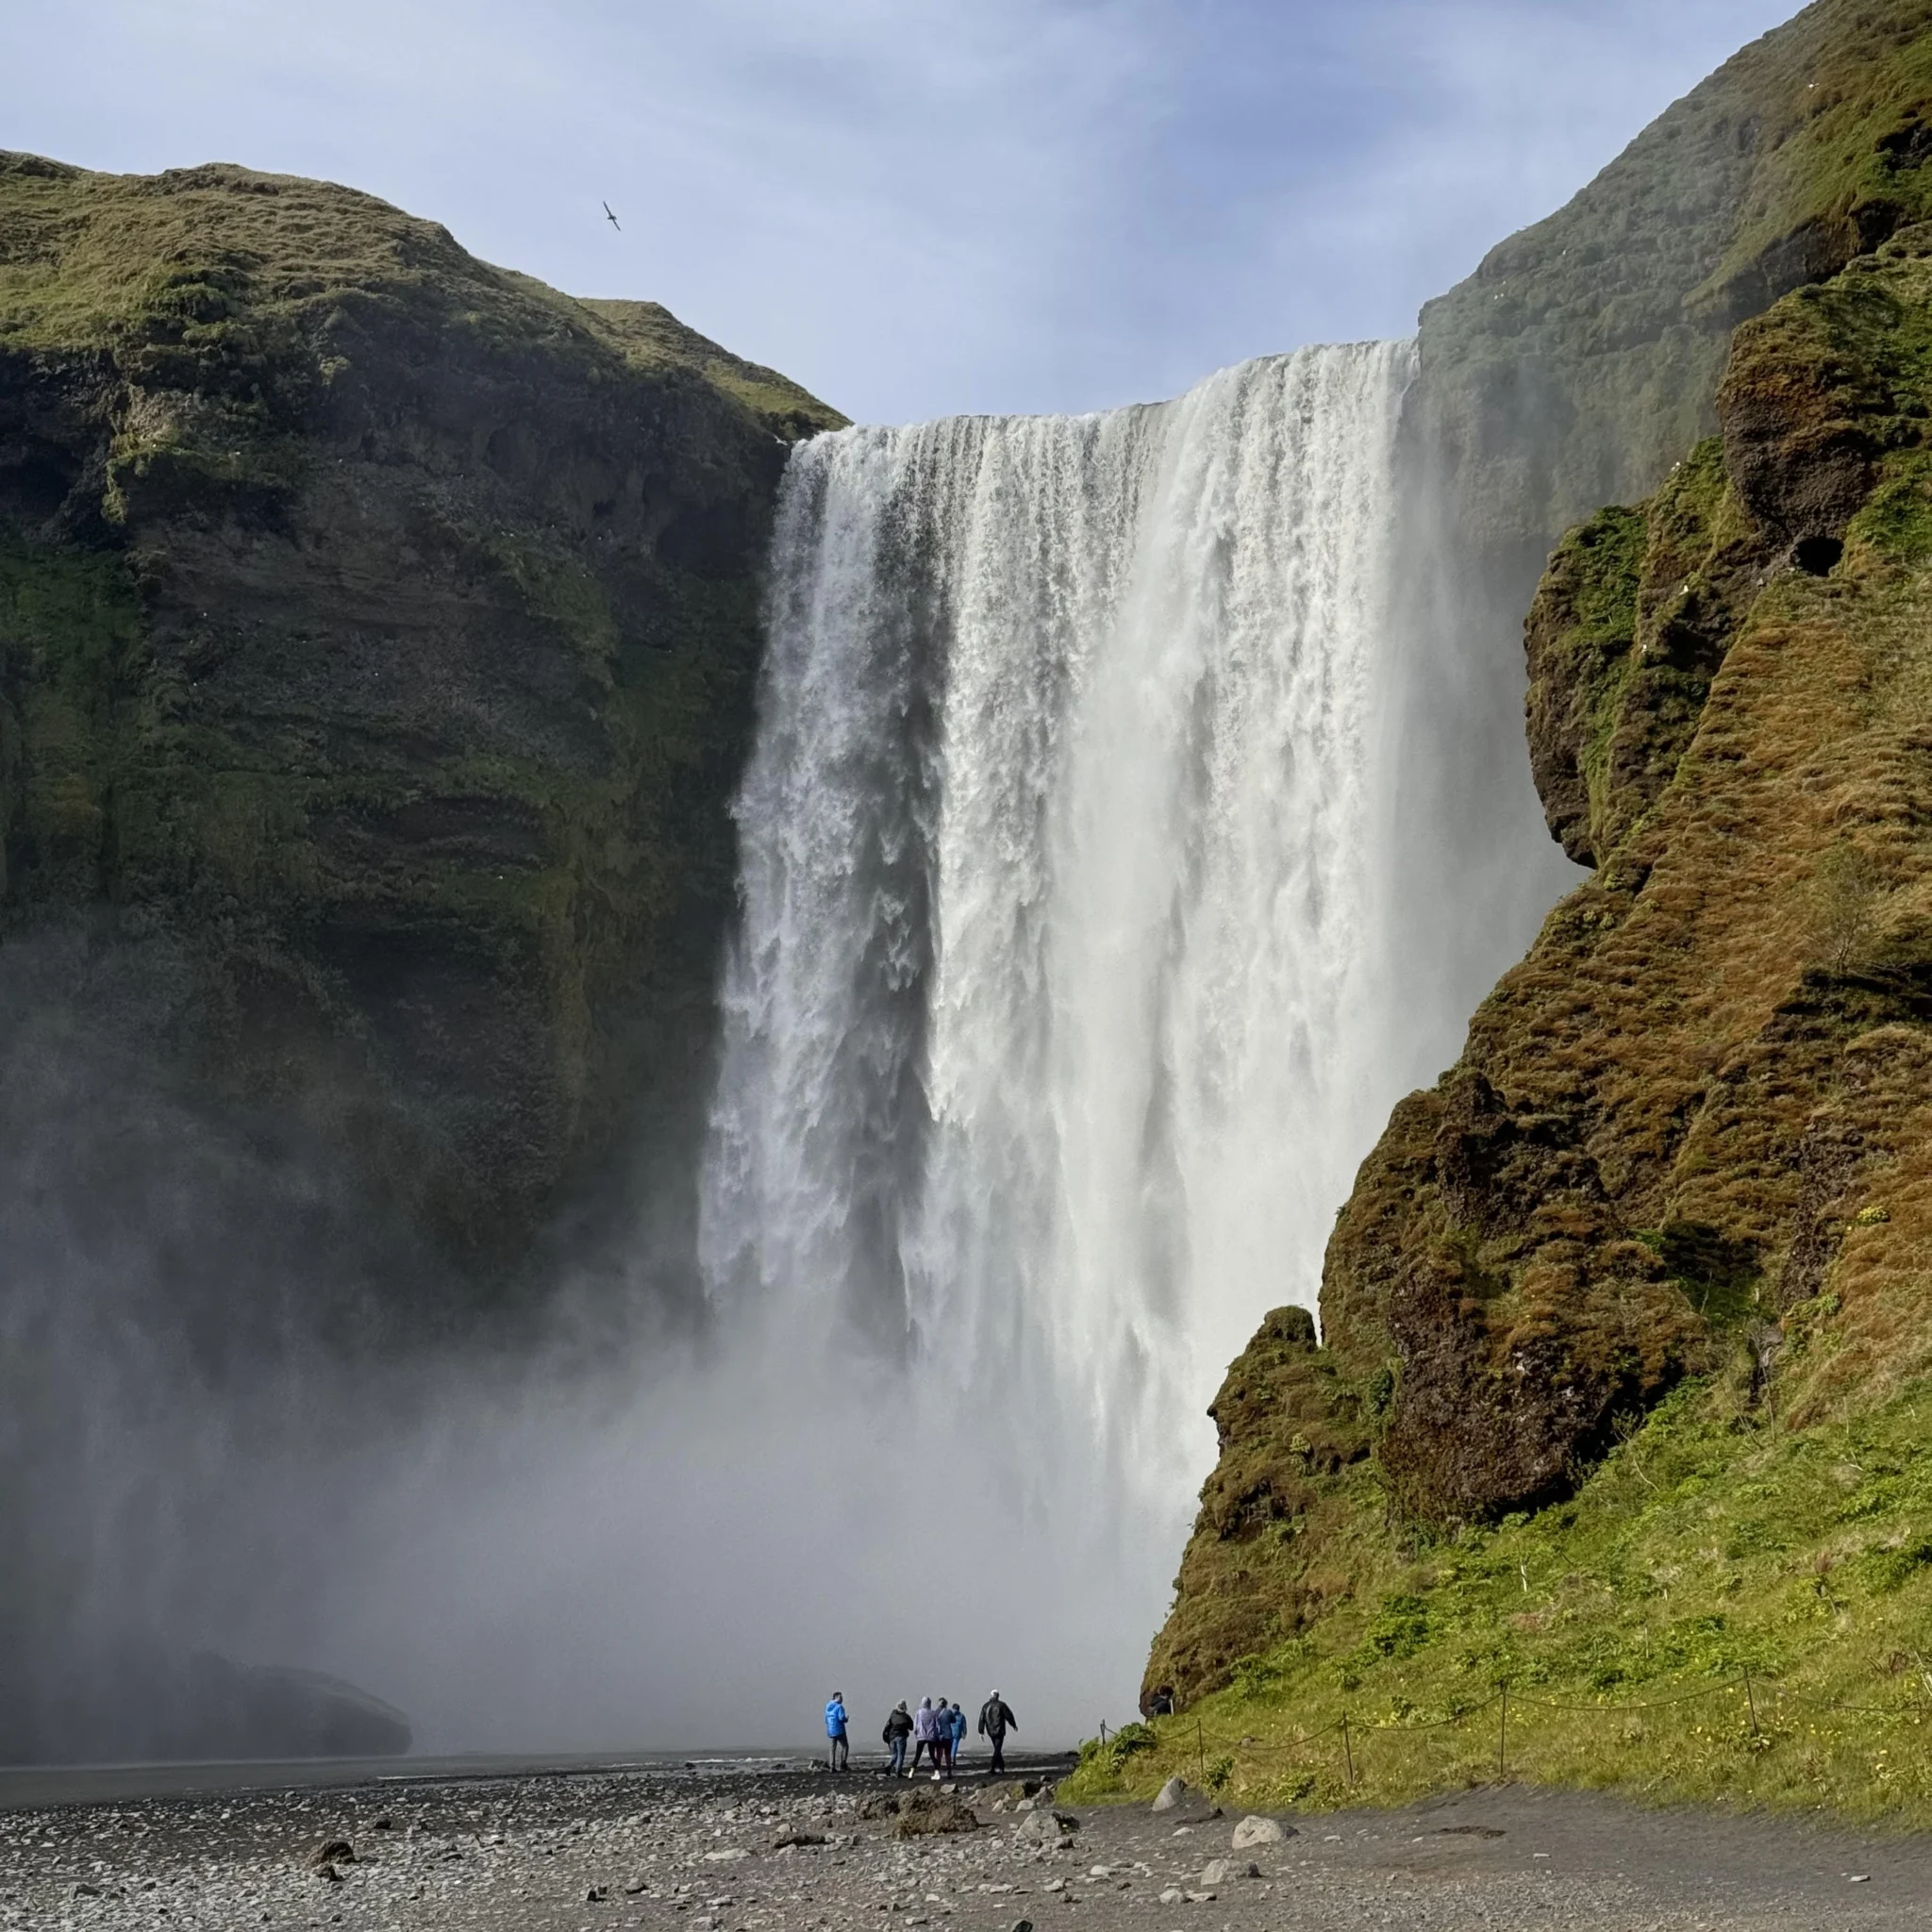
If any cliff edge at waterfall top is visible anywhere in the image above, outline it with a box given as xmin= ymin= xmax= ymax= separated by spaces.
xmin=1104 ymin=0 xmax=1932 ymax=1830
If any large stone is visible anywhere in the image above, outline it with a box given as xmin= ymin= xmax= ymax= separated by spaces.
xmin=1014 ymin=1808 xmax=1077 ymax=1845
xmin=1229 ymin=1815 xmax=1289 ymax=1850
xmin=892 ymin=1788 xmax=978 ymax=1839
xmin=1151 ymin=1776 xmax=1188 ymax=1812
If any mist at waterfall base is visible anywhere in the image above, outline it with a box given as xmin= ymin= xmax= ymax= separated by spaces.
xmin=1 ymin=342 xmax=1576 ymax=1760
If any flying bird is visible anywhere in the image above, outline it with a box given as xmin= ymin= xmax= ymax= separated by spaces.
xmin=603 ymin=201 xmax=621 ymax=232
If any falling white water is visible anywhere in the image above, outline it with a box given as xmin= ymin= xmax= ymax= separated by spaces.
xmin=704 ymin=341 xmax=1413 ymax=1541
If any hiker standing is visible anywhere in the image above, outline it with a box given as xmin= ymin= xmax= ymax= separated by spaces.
xmin=932 ymin=1696 xmax=955 ymax=1776
xmin=882 ymin=1700 xmax=914 ymax=1776
xmin=948 ymin=1699 xmax=968 ymax=1769
xmin=911 ymin=1695 xmax=941 ymax=1774
xmin=977 ymin=1690 xmax=1018 ymax=1774
xmin=824 ymin=1690 xmax=850 ymax=1772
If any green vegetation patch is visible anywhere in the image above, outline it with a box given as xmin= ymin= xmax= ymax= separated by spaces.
xmin=1073 ymin=1360 xmax=1932 ymax=1827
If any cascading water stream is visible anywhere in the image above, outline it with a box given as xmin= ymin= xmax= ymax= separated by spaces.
xmin=703 ymin=341 xmax=1414 ymax=1535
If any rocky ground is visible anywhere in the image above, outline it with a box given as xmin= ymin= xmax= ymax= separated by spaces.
xmin=4 ymin=1761 xmax=1929 ymax=1932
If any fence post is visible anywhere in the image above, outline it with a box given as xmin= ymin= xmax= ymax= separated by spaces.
xmin=1100 ymin=1722 xmax=1109 ymax=1745
xmin=1196 ymin=1714 xmax=1208 ymax=1787
xmin=1341 ymin=1712 xmax=1355 ymax=1789
xmin=1497 ymin=1683 xmax=1507 ymax=1781
xmin=1743 ymin=1670 xmax=1760 ymax=1738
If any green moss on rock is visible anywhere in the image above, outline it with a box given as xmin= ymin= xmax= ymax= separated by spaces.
xmin=0 ymin=150 xmax=843 ymax=1279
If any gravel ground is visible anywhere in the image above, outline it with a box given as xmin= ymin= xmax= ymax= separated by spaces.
xmin=4 ymin=1761 xmax=1928 ymax=1932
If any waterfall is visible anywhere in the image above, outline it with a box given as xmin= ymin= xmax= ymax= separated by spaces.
xmin=702 ymin=341 xmax=1414 ymax=1532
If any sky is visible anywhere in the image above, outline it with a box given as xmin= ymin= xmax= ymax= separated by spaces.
xmin=7 ymin=0 xmax=1800 ymax=425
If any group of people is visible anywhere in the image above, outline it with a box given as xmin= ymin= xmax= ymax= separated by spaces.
xmin=822 ymin=1690 xmax=1019 ymax=1776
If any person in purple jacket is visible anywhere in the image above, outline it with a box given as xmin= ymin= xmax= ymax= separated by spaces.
xmin=911 ymin=1696 xmax=941 ymax=1775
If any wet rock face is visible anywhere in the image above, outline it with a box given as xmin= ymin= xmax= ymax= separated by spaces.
xmin=0 ymin=154 xmax=841 ymax=1283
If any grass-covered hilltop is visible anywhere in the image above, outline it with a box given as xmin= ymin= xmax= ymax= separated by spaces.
xmin=0 ymin=152 xmax=841 ymax=1289
xmin=1087 ymin=0 xmax=1932 ymax=1827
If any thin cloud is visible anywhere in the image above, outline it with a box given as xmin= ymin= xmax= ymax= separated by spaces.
xmin=2 ymin=2 xmax=1800 ymax=419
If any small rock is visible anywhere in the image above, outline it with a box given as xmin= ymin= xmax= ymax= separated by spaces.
xmin=1015 ymin=1797 xmax=1036 ymax=1811
xmin=703 ymin=1848 xmax=750 ymax=1862
xmin=1199 ymin=1860 xmax=1230 ymax=1886
xmin=585 ymin=1885 xmax=608 ymax=1903
xmin=1185 ymin=1890 xmax=1217 ymax=1904
xmin=315 ymin=1862 xmax=342 ymax=1883
xmin=1229 ymin=1815 xmax=1289 ymax=1850
xmin=371 ymin=1816 xmax=394 ymax=1832
xmin=623 ymin=1878 xmax=650 ymax=1895
xmin=1151 ymin=1776 xmax=1188 ymax=1813
xmin=1008 ymin=1921 xmax=1035 ymax=1932
xmin=308 ymin=1839 xmax=355 ymax=1870
xmin=1015 ymin=1808 xmax=1078 ymax=1845
xmin=72 ymin=1882 xmax=105 ymax=1899
xmin=1158 ymin=1888 xmax=1184 ymax=1905
xmin=773 ymin=1831 xmax=826 ymax=1849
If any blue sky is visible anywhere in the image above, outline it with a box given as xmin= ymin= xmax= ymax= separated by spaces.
xmin=7 ymin=0 xmax=1798 ymax=423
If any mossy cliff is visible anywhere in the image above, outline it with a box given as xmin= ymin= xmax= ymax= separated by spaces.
xmin=1124 ymin=1 xmax=1932 ymax=1826
xmin=0 ymin=152 xmax=841 ymax=1281
xmin=1415 ymin=0 xmax=1932 ymax=577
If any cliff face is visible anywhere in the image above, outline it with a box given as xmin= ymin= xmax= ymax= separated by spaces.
xmin=0 ymin=153 xmax=841 ymax=1284
xmin=1415 ymin=0 xmax=1932 ymax=577
xmin=1380 ymin=0 xmax=1932 ymax=1079
xmin=1147 ymin=0 xmax=1932 ymax=1722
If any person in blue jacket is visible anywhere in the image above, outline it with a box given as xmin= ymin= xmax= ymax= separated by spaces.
xmin=824 ymin=1690 xmax=850 ymax=1771
xmin=947 ymin=1699 xmax=968 ymax=1768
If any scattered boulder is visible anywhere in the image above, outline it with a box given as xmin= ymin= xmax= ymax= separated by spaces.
xmin=1198 ymin=1858 xmax=1259 ymax=1885
xmin=856 ymin=1793 xmax=903 ymax=1822
xmin=371 ymin=1816 xmax=395 ymax=1833
xmin=584 ymin=1885 xmax=608 ymax=1903
xmin=307 ymin=1840 xmax=355 ymax=1870
xmin=1151 ymin=1776 xmax=1188 ymax=1813
xmin=773 ymin=1830 xmax=826 ymax=1849
xmin=893 ymin=1787 xmax=978 ymax=1838
xmin=1008 ymin=1921 xmax=1036 ymax=1932
xmin=1230 ymin=1815 xmax=1290 ymax=1849
xmin=1014 ymin=1808 xmax=1078 ymax=1846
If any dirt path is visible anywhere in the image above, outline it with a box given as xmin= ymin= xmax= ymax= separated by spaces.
xmin=3 ymin=1762 xmax=1924 ymax=1931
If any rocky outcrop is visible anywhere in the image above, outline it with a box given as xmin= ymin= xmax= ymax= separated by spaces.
xmin=0 ymin=152 xmax=841 ymax=1284
xmin=1152 ymin=0 xmax=1932 ymax=1710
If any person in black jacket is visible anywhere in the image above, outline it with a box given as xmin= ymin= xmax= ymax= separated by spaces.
xmin=882 ymin=1700 xmax=915 ymax=1777
xmin=976 ymin=1690 xmax=1018 ymax=1774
